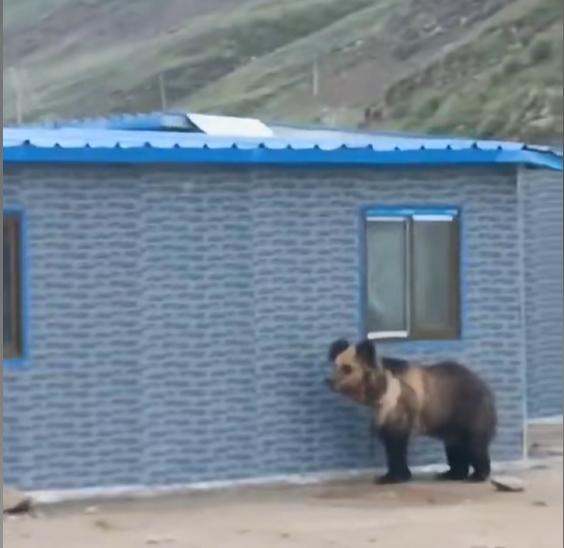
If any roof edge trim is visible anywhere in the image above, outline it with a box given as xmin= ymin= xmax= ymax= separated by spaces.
xmin=3 ymin=145 xmax=562 ymax=170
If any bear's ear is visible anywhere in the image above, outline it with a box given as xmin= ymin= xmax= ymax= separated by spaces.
xmin=328 ymin=339 xmax=350 ymax=362
xmin=355 ymin=339 xmax=377 ymax=367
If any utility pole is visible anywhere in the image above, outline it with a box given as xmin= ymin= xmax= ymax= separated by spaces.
xmin=312 ymin=57 xmax=319 ymax=97
xmin=20 ymin=69 xmax=37 ymax=116
xmin=158 ymin=73 xmax=168 ymax=111
xmin=9 ymin=67 xmax=23 ymax=124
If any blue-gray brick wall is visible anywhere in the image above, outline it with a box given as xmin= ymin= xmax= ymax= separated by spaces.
xmin=3 ymin=165 xmax=526 ymax=490
xmin=520 ymin=168 xmax=563 ymax=419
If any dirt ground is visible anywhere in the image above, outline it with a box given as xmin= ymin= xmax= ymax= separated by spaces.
xmin=4 ymin=424 xmax=563 ymax=548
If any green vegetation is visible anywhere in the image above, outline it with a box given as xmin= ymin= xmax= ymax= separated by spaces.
xmin=3 ymin=0 xmax=562 ymax=142
xmin=4 ymin=0 xmax=72 ymax=28
xmin=389 ymin=0 xmax=563 ymax=141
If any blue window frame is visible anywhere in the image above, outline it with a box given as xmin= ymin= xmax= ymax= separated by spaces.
xmin=3 ymin=209 xmax=28 ymax=363
xmin=362 ymin=207 xmax=461 ymax=341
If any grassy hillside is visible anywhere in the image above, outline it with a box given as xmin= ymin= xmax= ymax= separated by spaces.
xmin=3 ymin=0 xmax=562 ymax=142
xmin=372 ymin=0 xmax=563 ymax=141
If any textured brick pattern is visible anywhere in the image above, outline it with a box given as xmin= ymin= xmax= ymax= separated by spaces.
xmin=3 ymin=165 xmax=526 ymax=490
xmin=520 ymin=169 xmax=563 ymax=419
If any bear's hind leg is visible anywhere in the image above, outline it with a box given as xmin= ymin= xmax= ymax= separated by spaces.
xmin=436 ymin=442 xmax=470 ymax=481
xmin=467 ymin=437 xmax=491 ymax=482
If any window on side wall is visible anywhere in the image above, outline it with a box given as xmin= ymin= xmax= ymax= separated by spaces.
xmin=364 ymin=207 xmax=461 ymax=340
xmin=3 ymin=215 xmax=23 ymax=359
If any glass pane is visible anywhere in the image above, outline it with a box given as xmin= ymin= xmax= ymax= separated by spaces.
xmin=365 ymin=220 xmax=407 ymax=333
xmin=3 ymin=231 xmax=14 ymax=347
xmin=412 ymin=219 xmax=459 ymax=335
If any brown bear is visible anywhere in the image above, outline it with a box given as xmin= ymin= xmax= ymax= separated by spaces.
xmin=326 ymin=338 xmax=497 ymax=484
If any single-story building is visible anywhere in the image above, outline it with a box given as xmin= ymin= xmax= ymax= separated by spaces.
xmin=3 ymin=113 xmax=563 ymax=493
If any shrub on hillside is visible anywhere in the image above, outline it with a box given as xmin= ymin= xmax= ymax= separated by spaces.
xmin=529 ymin=38 xmax=553 ymax=63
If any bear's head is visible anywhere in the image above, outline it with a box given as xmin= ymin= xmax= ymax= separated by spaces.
xmin=326 ymin=338 xmax=382 ymax=404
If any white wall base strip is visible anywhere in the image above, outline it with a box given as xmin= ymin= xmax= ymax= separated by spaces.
xmin=27 ymin=455 xmax=562 ymax=505
xmin=527 ymin=415 xmax=563 ymax=425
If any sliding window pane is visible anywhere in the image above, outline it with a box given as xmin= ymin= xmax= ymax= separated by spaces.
xmin=412 ymin=219 xmax=460 ymax=338
xmin=3 ymin=218 xmax=21 ymax=358
xmin=365 ymin=219 xmax=407 ymax=334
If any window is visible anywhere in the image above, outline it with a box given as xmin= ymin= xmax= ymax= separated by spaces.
xmin=3 ymin=215 xmax=23 ymax=359
xmin=363 ymin=207 xmax=461 ymax=340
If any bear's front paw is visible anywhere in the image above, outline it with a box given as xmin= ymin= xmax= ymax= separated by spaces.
xmin=373 ymin=470 xmax=412 ymax=485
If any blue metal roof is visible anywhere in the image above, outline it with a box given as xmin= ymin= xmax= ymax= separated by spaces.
xmin=33 ymin=111 xmax=275 ymax=137
xmin=4 ymin=115 xmax=562 ymax=171
xmin=38 ymin=112 xmax=202 ymax=132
